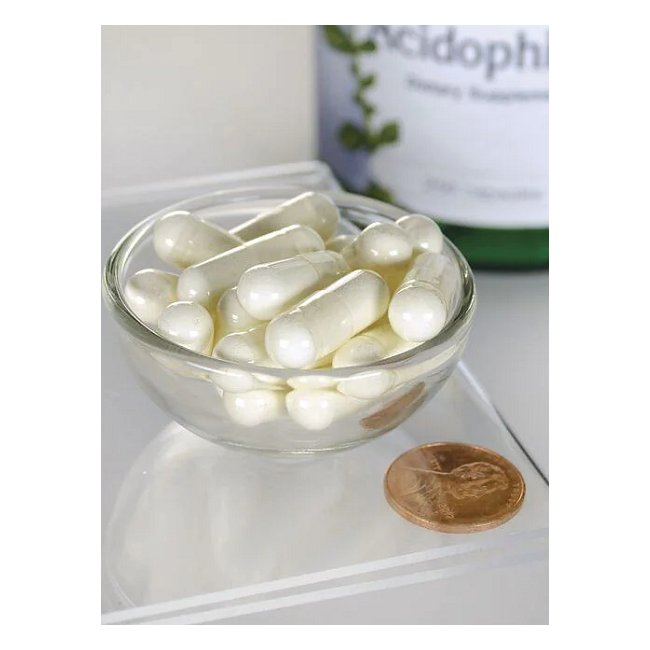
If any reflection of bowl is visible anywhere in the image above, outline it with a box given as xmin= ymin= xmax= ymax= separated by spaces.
xmin=102 ymin=187 xmax=476 ymax=453
xmin=103 ymin=421 xmax=420 ymax=609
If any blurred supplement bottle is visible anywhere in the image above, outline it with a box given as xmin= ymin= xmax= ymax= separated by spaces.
xmin=317 ymin=25 xmax=549 ymax=268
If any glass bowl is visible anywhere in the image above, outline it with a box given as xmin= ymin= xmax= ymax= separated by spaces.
xmin=102 ymin=186 xmax=476 ymax=453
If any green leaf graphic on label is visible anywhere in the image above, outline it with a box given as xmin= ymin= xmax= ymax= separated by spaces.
xmin=366 ymin=181 xmax=395 ymax=203
xmin=357 ymin=40 xmax=377 ymax=53
xmin=323 ymin=26 xmax=356 ymax=53
xmin=321 ymin=26 xmax=400 ymax=203
xmin=377 ymin=122 xmax=400 ymax=145
xmin=338 ymin=122 xmax=367 ymax=149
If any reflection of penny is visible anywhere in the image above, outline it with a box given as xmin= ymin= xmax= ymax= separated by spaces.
xmin=360 ymin=382 xmax=425 ymax=430
xmin=384 ymin=443 xmax=525 ymax=533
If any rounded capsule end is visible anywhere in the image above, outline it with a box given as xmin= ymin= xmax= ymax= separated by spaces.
xmin=214 ymin=332 xmax=259 ymax=365
xmin=395 ymin=214 xmax=444 ymax=254
xmin=388 ymin=287 xmax=447 ymax=342
xmin=153 ymin=211 xmax=193 ymax=267
xmin=266 ymin=313 xmax=318 ymax=369
xmin=157 ymin=300 xmax=214 ymax=353
xmin=177 ymin=265 xmax=214 ymax=309
xmin=306 ymin=192 xmax=341 ymax=241
xmin=291 ymin=224 xmax=326 ymax=255
xmin=237 ymin=266 xmax=285 ymax=321
xmin=286 ymin=390 xmax=336 ymax=430
xmin=355 ymin=222 xmax=414 ymax=267
xmin=222 ymin=390 xmax=287 ymax=427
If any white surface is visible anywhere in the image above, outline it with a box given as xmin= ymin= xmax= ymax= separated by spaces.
xmin=463 ymin=272 xmax=549 ymax=479
xmin=222 ymin=559 xmax=549 ymax=625
xmin=101 ymin=378 xmax=548 ymax=624
xmin=102 ymin=26 xmax=315 ymax=189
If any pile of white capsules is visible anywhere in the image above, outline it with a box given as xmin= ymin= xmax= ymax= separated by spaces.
xmin=124 ymin=192 xmax=460 ymax=430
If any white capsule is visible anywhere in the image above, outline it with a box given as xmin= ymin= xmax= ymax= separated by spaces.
xmin=237 ymin=251 xmax=349 ymax=321
xmin=337 ymin=344 xmax=461 ymax=400
xmin=396 ymin=214 xmax=444 ymax=253
xmin=342 ymin=233 xmax=411 ymax=293
xmin=326 ymin=234 xmax=356 ymax=253
xmin=212 ymin=326 xmax=286 ymax=390
xmin=157 ymin=301 xmax=215 ymax=354
xmin=341 ymin=223 xmax=413 ymax=293
xmin=353 ymin=222 xmax=414 ymax=267
xmin=388 ymin=253 xmax=459 ymax=342
xmin=177 ymin=225 xmax=324 ymax=311
xmin=250 ymin=370 xmax=287 ymax=390
xmin=337 ymin=369 xmax=395 ymax=401
xmin=286 ymin=389 xmax=366 ymax=430
xmin=217 ymin=288 xmax=264 ymax=334
xmin=339 ymin=243 xmax=361 ymax=269
xmin=265 ymin=270 xmax=390 ymax=369
xmin=332 ymin=322 xmax=420 ymax=368
xmin=284 ymin=352 xmax=337 ymax=389
xmin=153 ymin=211 xmax=244 ymax=269
xmin=286 ymin=374 xmax=339 ymax=390
xmin=209 ymin=366 xmax=268 ymax=393
xmin=124 ymin=268 xmax=178 ymax=327
xmin=230 ymin=191 xmax=339 ymax=242
xmin=213 ymin=325 xmax=268 ymax=365
xmin=222 ymin=389 xmax=287 ymax=427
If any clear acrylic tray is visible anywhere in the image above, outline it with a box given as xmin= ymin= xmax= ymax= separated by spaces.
xmin=101 ymin=161 xmax=548 ymax=624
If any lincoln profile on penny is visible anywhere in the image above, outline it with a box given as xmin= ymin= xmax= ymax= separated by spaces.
xmin=400 ymin=461 xmax=509 ymax=508
xmin=384 ymin=443 xmax=525 ymax=533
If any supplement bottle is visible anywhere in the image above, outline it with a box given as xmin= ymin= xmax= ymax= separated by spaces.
xmin=317 ymin=25 xmax=549 ymax=268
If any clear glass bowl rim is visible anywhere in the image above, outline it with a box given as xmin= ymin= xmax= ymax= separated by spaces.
xmin=102 ymin=186 xmax=476 ymax=378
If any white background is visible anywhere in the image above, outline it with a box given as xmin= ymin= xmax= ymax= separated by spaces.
xmin=102 ymin=26 xmax=315 ymax=189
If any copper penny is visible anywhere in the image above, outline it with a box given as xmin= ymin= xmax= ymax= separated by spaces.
xmin=360 ymin=382 xmax=425 ymax=430
xmin=384 ymin=442 xmax=525 ymax=533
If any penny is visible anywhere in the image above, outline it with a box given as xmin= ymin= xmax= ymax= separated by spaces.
xmin=360 ymin=382 xmax=425 ymax=430
xmin=384 ymin=442 xmax=525 ymax=533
